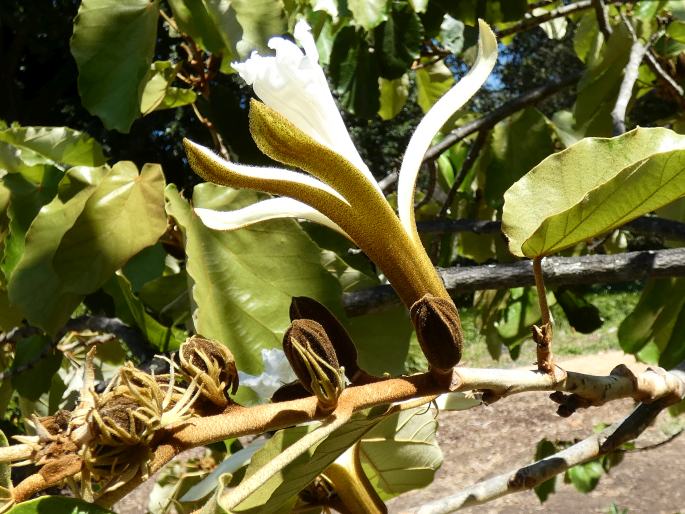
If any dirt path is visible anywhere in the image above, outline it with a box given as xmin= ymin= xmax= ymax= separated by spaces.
xmin=389 ymin=351 xmax=685 ymax=513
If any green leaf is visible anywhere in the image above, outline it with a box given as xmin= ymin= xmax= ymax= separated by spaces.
xmin=374 ymin=4 xmax=423 ymax=80
xmin=667 ymin=20 xmax=685 ymax=42
xmin=329 ymin=27 xmax=381 ymax=117
xmin=439 ymin=15 xmax=465 ymax=55
xmin=164 ymin=183 xmax=342 ymax=376
xmin=573 ymin=23 xmax=632 ymax=136
xmin=0 ymin=429 xmax=10 ymax=507
xmin=566 ymin=460 xmax=603 ymax=493
xmin=104 ymin=273 xmax=186 ymax=352
xmin=8 ymin=162 xmax=166 ymax=333
xmin=167 ymin=0 xmax=238 ymax=56
xmin=554 ymin=288 xmax=603 ymax=334
xmin=415 ymin=60 xmax=454 ymax=113
xmin=8 ymin=497 xmax=115 ymax=514
xmin=232 ymin=0 xmax=287 ymax=57
xmin=482 ymin=107 xmax=556 ymax=209
xmin=347 ymin=305 xmax=412 ymax=376
xmin=11 ymin=335 xmax=62 ymax=402
xmin=533 ymin=439 xmax=558 ymax=502
xmin=348 ymin=0 xmax=388 ymax=30
xmin=573 ymin=12 xmax=602 ymax=63
xmin=378 ymin=75 xmax=409 ymax=120
xmin=502 ymin=127 xmax=685 ymax=257
xmin=140 ymin=61 xmax=197 ymax=115
xmin=232 ymin=407 xmax=390 ymax=513
xmin=359 ymin=407 xmax=442 ymax=500
xmin=0 ymin=126 xmax=106 ymax=168
xmin=71 ymin=0 xmax=160 ymax=132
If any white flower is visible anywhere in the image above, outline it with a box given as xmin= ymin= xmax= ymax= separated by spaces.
xmin=238 ymin=348 xmax=297 ymax=401
xmin=184 ymin=19 xmax=498 ymax=309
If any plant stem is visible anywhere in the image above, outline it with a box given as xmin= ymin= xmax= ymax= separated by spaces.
xmin=532 ymin=257 xmax=554 ymax=373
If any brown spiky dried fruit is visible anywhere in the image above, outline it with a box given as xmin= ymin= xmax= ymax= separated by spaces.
xmin=178 ymin=335 xmax=239 ymax=407
xmin=410 ymin=294 xmax=463 ymax=372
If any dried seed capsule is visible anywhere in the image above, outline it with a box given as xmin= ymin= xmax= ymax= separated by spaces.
xmin=410 ymin=294 xmax=463 ymax=372
xmin=178 ymin=335 xmax=239 ymax=407
xmin=289 ymin=296 xmax=360 ymax=379
xmin=282 ymin=319 xmax=345 ymax=410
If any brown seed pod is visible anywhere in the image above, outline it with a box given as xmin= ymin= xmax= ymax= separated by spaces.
xmin=178 ymin=335 xmax=239 ymax=407
xmin=282 ymin=319 xmax=344 ymax=409
xmin=289 ymin=296 xmax=361 ymax=380
xmin=410 ymin=294 xmax=464 ymax=372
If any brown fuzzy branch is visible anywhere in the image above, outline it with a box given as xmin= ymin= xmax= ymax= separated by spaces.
xmin=343 ymin=247 xmax=685 ymax=316
xmin=407 ymin=363 xmax=685 ymax=514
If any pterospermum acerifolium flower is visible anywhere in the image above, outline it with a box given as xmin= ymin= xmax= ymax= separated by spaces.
xmin=183 ymin=19 xmax=498 ymax=372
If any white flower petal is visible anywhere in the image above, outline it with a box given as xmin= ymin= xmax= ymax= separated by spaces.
xmin=195 ymin=197 xmax=348 ymax=236
xmin=238 ymin=348 xmax=297 ymax=401
xmin=232 ymin=21 xmax=381 ymax=193
xmin=398 ymin=19 xmax=498 ymax=244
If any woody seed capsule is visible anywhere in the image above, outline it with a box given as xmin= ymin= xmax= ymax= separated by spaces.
xmin=410 ymin=294 xmax=464 ymax=372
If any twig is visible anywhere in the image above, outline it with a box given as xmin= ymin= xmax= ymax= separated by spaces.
xmin=423 ymin=73 xmax=582 ymax=162
xmin=611 ymin=14 xmax=649 ymax=135
xmin=343 ymin=247 xmax=685 ymax=316
xmin=592 ymin=0 xmax=613 ymax=39
xmin=190 ymin=103 xmax=230 ymax=160
xmin=438 ymin=130 xmax=488 ymax=218
xmin=414 ymin=161 xmax=438 ymax=210
xmin=408 ymin=363 xmax=685 ymax=513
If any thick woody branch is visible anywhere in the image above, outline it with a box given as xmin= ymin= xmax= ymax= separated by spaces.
xmin=409 ymin=362 xmax=685 ymax=514
xmin=95 ymin=362 xmax=685 ymax=507
xmin=344 ymin=247 xmax=685 ymax=316
xmin=423 ymin=73 xmax=581 ymax=162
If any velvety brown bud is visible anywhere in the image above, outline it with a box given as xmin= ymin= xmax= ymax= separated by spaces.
xmin=289 ymin=296 xmax=360 ymax=378
xmin=179 ymin=335 xmax=239 ymax=406
xmin=283 ymin=319 xmax=340 ymax=390
xmin=410 ymin=294 xmax=463 ymax=371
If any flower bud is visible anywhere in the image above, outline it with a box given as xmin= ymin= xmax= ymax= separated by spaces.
xmin=282 ymin=319 xmax=345 ymax=410
xmin=410 ymin=294 xmax=463 ymax=372
xmin=178 ymin=335 xmax=239 ymax=407
xmin=289 ymin=296 xmax=360 ymax=379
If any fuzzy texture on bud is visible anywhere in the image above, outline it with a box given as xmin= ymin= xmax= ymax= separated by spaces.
xmin=289 ymin=296 xmax=360 ymax=379
xmin=282 ymin=319 xmax=344 ymax=410
xmin=410 ymin=294 xmax=464 ymax=372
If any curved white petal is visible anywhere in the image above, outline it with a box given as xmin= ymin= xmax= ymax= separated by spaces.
xmin=232 ymin=20 xmax=381 ymax=194
xmin=185 ymin=138 xmax=348 ymax=206
xmin=195 ymin=197 xmax=348 ymax=236
xmin=398 ymin=19 xmax=498 ymax=243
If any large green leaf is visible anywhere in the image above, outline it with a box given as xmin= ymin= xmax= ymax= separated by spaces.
xmin=164 ymin=183 xmax=342 ymax=375
xmin=230 ymin=407 xmax=390 ymax=513
xmin=502 ymin=128 xmax=685 ymax=257
xmin=8 ymin=162 xmax=166 ymax=333
xmin=329 ymin=27 xmax=381 ymax=117
xmin=359 ymin=406 xmax=442 ymax=499
xmin=167 ymin=0 xmax=237 ymax=56
xmin=482 ymin=107 xmax=556 ymax=209
xmin=71 ymin=0 xmax=160 ymax=132
xmin=0 ymin=126 xmax=106 ymax=168
xmin=8 ymin=497 xmax=114 ymax=514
